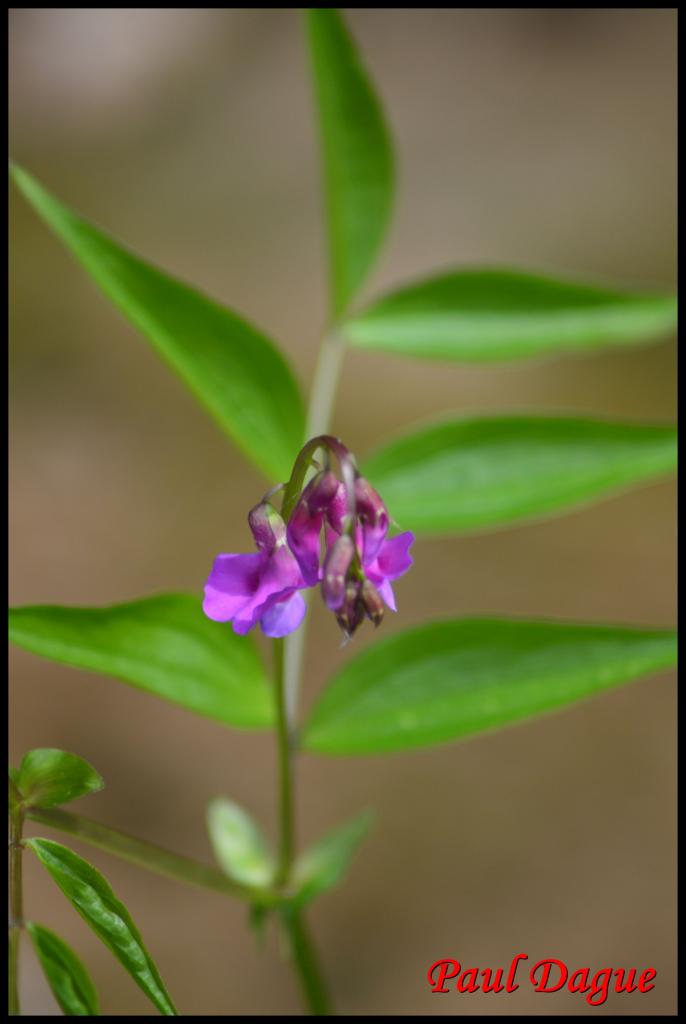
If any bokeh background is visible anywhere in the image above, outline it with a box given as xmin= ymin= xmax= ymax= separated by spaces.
xmin=9 ymin=8 xmax=676 ymax=1015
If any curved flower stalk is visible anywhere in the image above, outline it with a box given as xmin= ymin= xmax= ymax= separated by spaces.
xmin=203 ymin=435 xmax=415 ymax=641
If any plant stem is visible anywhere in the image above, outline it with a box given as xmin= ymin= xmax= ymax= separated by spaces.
xmin=274 ymin=330 xmax=347 ymax=1013
xmin=9 ymin=806 xmax=24 ymax=1016
xmin=280 ymin=906 xmax=331 ymax=1016
xmin=306 ymin=331 xmax=345 ymax=440
xmin=24 ymin=806 xmax=281 ymax=907
xmin=284 ymin=330 xmax=346 ymax=725
xmin=275 ymin=639 xmax=331 ymax=1013
xmin=273 ymin=638 xmax=294 ymax=888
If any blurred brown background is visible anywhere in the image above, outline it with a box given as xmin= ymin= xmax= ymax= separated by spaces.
xmin=9 ymin=8 xmax=676 ymax=1016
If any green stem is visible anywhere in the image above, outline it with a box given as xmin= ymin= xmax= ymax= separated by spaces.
xmin=275 ymin=324 xmax=348 ymax=1014
xmin=9 ymin=805 xmax=24 ymax=1016
xmin=306 ymin=331 xmax=345 ymax=440
xmin=283 ymin=330 xmax=347 ymax=723
xmin=273 ymin=638 xmax=294 ymax=888
xmin=24 ymin=806 xmax=281 ymax=907
xmin=280 ymin=906 xmax=331 ymax=1016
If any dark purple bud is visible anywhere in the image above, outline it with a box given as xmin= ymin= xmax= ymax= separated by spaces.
xmin=305 ymin=471 xmax=340 ymax=513
xmin=335 ymin=580 xmax=365 ymax=638
xmin=248 ymin=501 xmax=286 ymax=552
xmin=326 ymin=481 xmax=349 ymax=534
xmin=360 ymin=578 xmax=384 ymax=628
xmin=321 ymin=533 xmax=355 ymax=611
xmin=286 ymin=504 xmax=322 ymax=587
xmin=354 ymin=477 xmax=389 ymax=562
xmin=287 ymin=471 xmax=351 ymax=586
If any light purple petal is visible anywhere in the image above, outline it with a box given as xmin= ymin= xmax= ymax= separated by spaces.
xmin=232 ymin=544 xmax=304 ymax=633
xmin=202 ymin=552 xmax=263 ymax=622
xmin=377 ymin=579 xmax=397 ymax=612
xmin=375 ymin=531 xmax=415 ymax=580
xmin=260 ymin=591 xmax=307 ymax=638
xmin=361 ymin=520 xmax=389 ymax=563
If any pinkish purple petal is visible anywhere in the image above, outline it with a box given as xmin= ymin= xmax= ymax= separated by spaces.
xmin=260 ymin=591 xmax=307 ymax=638
xmin=232 ymin=545 xmax=304 ymax=634
xmin=361 ymin=520 xmax=388 ymax=563
xmin=202 ymin=552 xmax=264 ymax=622
xmin=374 ymin=531 xmax=415 ymax=580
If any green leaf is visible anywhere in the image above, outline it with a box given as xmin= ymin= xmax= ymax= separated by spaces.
xmin=303 ymin=619 xmax=677 ymax=755
xmin=8 ymin=594 xmax=273 ymax=730
xmin=14 ymin=749 xmax=103 ymax=810
xmin=306 ymin=9 xmax=394 ymax=316
xmin=363 ymin=415 xmax=677 ymax=535
xmin=343 ymin=268 xmax=677 ymax=361
xmin=27 ymin=839 xmax=177 ymax=1015
xmin=10 ymin=163 xmax=304 ymax=481
xmin=291 ymin=811 xmax=373 ymax=906
xmin=27 ymin=921 xmax=99 ymax=1016
xmin=206 ymin=798 xmax=274 ymax=887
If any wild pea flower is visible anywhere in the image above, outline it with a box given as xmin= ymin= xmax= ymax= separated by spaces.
xmin=203 ymin=435 xmax=415 ymax=640
xmin=203 ymin=500 xmax=307 ymax=638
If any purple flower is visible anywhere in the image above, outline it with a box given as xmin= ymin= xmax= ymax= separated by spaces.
xmin=363 ymin=531 xmax=415 ymax=612
xmin=203 ymin=502 xmax=307 ymax=638
xmin=203 ymin=435 xmax=416 ymax=642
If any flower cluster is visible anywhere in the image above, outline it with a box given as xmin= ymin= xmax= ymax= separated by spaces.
xmin=203 ymin=436 xmax=415 ymax=639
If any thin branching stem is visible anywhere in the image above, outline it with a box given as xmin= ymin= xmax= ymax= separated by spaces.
xmin=9 ymin=804 xmax=24 ymax=1017
xmin=274 ymin=327 xmax=348 ymax=1014
xmin=24 ymin=806 xmax=282 ymax=907
xmin=273 ymin=637 xmax=294 ymax=887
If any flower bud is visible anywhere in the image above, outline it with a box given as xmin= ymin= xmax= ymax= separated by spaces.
xmin=360 ymin=578 xmax=384 ymax=628
xmin=321 ymin=533 xmax=355 ymax=610
xmin=248 ymin=501 xmax=286 ymax=552
xmin=335 ymin=580 xmax=365 ymax=638
xmin=354 ymin=477 xmax=389 ymax=561
xmin=305 ymin=470 xmax=340 ymax=513
xmin=326 ymin=481 xmax=350 ymax=534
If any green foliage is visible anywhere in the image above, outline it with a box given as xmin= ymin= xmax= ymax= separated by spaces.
xmin=303 ymin=619 xmax=677 ymax=755
xmin=8 ymin=594 xmax=273 ymax=729
xmin=13 ymin=749 xmax=103 ymax=810
xmin=206 ymin=798 xmax=274 ymax=887
xmin=10 ymin=164 xmax=304 ymax=481
xmin=363 ymin=415 xmax=677 ymax=535
xmin=291 ymin=811 xmax=373 ymax=907
xmin=306 ymin=9 xmax=394 ymax=317
xmin=7 ymin=11 xmax=677 ymax=1017
xmin=27 ymin=839 xmax=177 ymax=1016
xmin=27 ymin=922 xmax=99 ymax=1016
xmin=343 ymin=268 xmax=677 ymax=361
